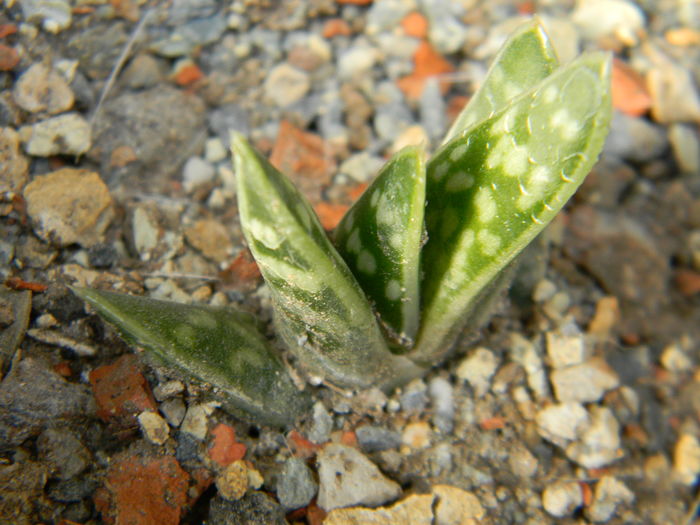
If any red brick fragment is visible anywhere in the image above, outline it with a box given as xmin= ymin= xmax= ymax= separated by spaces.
xmin=4 ymin=277 xmax=48 ymax=292
xmin=0 ymin=24 xmax=18 ymax=38
xmin=288 ymin=430 xmax=320 ymax=459
xmin=306 ymin=501 xmax=327 ymax=525
xmin=579 ymin=482 xmax=593 ymax=507
xmin=401 ymin=12 xmax=428 ymax=39
xmin=270 ymin=120 xmax=336 ymax=203
xmin=208 ymin=423 xmax=247 ymax=468
xmin=95 ymin=453 xmax=190 ymax=525
xmin=611 ymin=58 xmax=651 ymax=117
xmin=340 ymin=430 xmax=358 ymax=447
xmin=323 ymin=18 xmax=352 ymax=38
xmin=314 ymin=202 xmax=349 ymax=230
xmin=0 ymin=44 xmax=19 ymax=71
xmin=220 ymin=249 xmax=261 ymax=290
xmin=173 ymin=62 xmax=204 ymax=87
xmin=398 ymin=41 xmax=454 ymax=100
xmin=675 ymin=268 xmax=700 ymax=296
xmin=89 ymin=354 xmax=157 ymax=425
xmin=479 ymin=416 xmax=507 ymax=430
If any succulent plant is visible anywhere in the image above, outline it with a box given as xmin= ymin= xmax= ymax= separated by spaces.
xmin=73 ymin=20 xmax=612 ymax=427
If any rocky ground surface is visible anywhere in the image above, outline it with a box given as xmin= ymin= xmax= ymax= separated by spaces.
xmin=1 ymin=0 xmax=700 ymax=523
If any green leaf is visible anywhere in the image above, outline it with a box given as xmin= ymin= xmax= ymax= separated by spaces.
xmin=412 ymin=52 xmax=612 ymax=365
xmin=443 ymin=19 xmax=559 ymax=144
xmin=232 ymin=134 xmax=424 ymax=389
xmin=72 ymin=287 xmax=310 ymax=428
xmin=334 ymin=146 xmax=426 ymax=348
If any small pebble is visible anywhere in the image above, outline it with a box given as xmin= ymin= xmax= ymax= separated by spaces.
xmin=264 ymin=63 xmax=310 ymax=107
xmin=216 ymin=460 xmax=248 ymax=501
xmin=153 ymin=380 xmax=185 ymax=401
xmin=668 ymin=123 xmax=700 ymax=175
xmin=337 ymin=39 xmax=379 ymax=79
xmin=400 ymin=378 xmax=428 ymax=413
xmin=205 ymin=137 xmax=228 ymax=163
xmin=647 ymin=58 xmax=700 ymax=124
xmin=184 ymin=219 xmax=232 ymax=264
xmin=456 ymin=346 xmax=499 ymax=398
xmin=401 ymin=421 xmax=431 ymax=450
xmin=545 ymin=320 xmax=589 ymax=369
xmin=542 ymin=481 xmax=583 ymax=518
xmin=532 ymin=279 xmax=557 ymax=303
xmin=182 ymin=156 xmax=216 ymax=193
xmin=276 ymin=457 xmax=318 ymax=511
xmin=20 ymin=0 xmax=72 ymax=33
xmin=137 ymin=411 xmax=170 ymax=445
xmin=356 ymin=425 xmax=402 ymax=453
xmin=536 ymin=402 xmax=590 ymax=448
xmin=160 ymin=398 xmax=187 ymax=427
xmin=566 ymin=406 xmax=622 ymax=469
xmin=428 ymin=377 xmax=454 ymax=433
xmin=603 ymin=112 xmax=668 ymax=163
xmin=308 ymin=401 xmax=333 ymax=445
xmin=180 ymin=402 xmax=218 ymax=441
xmin=586 ymin=476 xmax=634 ymax=522
xmin=550 ymin=357 xmax=619 ymax=403
xmin=317 ymin=443 xmax=402 ymax=511
xmin=20 ymin=112 xmax=91 ymax=156
xmin=572 ymin=0 xmax=645 ymax=45
xmin=433 ymin=484 xmax=485 ymax=523
xmin=13 ymin=63 xmax=74 ymax=114
xmin=510 ymin=333 xmax=549 ymax=400
xmin=673 ymin=433 xmax=700 ymax=485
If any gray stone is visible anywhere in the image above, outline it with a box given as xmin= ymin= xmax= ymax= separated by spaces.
xmin=399 ymin=378 xmax=428 ymax=414
xmin=317 ymin=443 xmax=402 ymax=511
xmin=13 ymin=64 xmax=74 ymax=115
xmin=36 ymin=427 xmax=91 ymax=480
xmin=0 ymin=358 xmax=96 ymax=446
xmin=338 ymin=40 xmax=380 ymax=79
xmin=121 ymin=54 xmax=165 ymax=89
xmin=276 ymin=457 xmax=317 ymax=511
xmin=669 ymin=123 xmax=700 ymax=174
xmin=208 ymin=492 xmax=287 ymax=525
xmin=264 ymin=63 xmax=310 ymax=108
xmin=428 ymin=377 xmax=454 ymax=433
xmin=308 ymin=401 xmax=333 ymax=444
xmin=91 ymin=85 xmax=205 ymax=186
xmin=208 ymin=104 xmax=250 ymax=144
xmin=420 ymin=77 xmax=447 ymax=142
xmin=424 ymin=0 xmax=467 ymax=54
xmin=551 ymin=357 xmax=620 ymax=403
xmin=586 ymin=476 xmax=634 ymax=522
xmin=356 ymin=425 xmax=402 ymax=453
xmin=151 ymin=16 xmax=227 ymax=57
xmin=23 ymin=168 xmax=113 ymax=247
xmin=603 ymin=111 xmax=668 ymax=162
xmin=180 ymin=402 xmax=218 ymax=441
xmin=20 ymin=113 xmax=91 ymax=156
xmin=160 ymin=398 xmax=187 ymax=427
xmin=20 ymin=0 xmax=72 ymax=32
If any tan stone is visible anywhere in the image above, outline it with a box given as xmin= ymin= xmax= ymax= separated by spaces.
xmin=324 ymin=494 xmax=434 ymax=525
xmin=216 ymin=460 xmax=248 ymax=501
xmin=433 ymin=485 xmax=485 ymax=525
xmin=23 ymin=168 xmax=113 ymax=247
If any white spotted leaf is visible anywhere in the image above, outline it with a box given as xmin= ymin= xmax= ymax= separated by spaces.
xmin=71 ymin=286 xmax=310 ymax=427
xmin=444 ymin=19 xmax=559 ymax=144
xmin=334 ymin=146 xmax=426 ymax=348
xmin=232 ymin=134 xmax=424 ymax=388
xmin=411 ymin=52 xmax=612 ymax=365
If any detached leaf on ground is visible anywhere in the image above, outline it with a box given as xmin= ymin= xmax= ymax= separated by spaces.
xmin=72 ymin=287 xmax=310 ymax=427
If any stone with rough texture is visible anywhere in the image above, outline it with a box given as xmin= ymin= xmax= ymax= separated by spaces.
xmin=545 ymin=321 xmax=589 ymax=369
xmin=23 ymin=168 xmax=113 ymax=247
xmin=428 ymin=377 xmax=455 ymax=433
xmin=673 ymin=433 xmax=700 ymax=485
xmin=356 ymin=425 xmax=402 ymax=453
xmin=208 ymin=492 xmax=287 ymax=525
xmin=13 ymin=63 xmax=74 ymax=114
xmin=36 ymin=426 xmax=91 ymax=480
xmin=456 ymin=346 xmax=499 ymax=397
xmin=181 ymin=402 xmax=219 ymax=441
xmin=550 ymin=357 xmax=619 ymax=403
xmin=138 ymin=410 xmax=170 ymax=445
xmin=216 ymin=460 xmax=249 ymax=501
xmin=536 ymin=402 xmax=590 ymax=448
xmin=184 ymin=219 xmax=232 ymax=263
xmin=208 ymin=423 xmax=247 ymax=467
xmin=433 ymin=484 xmax=485 ymax=525
xmin=566 ymin=406 xmax=622 ymax=469
xmin=308 ymin=401 xmax=333 ymax=444
xmin=0 ymin=127 xmax=29 ymax=194
xmin=20 ymin=113 xmax=91 ymax=156
xmin=276 ymin=457 xmax=317 ymax=510
xmin=264 ymin=63 xmax=310 ymax=107
xmin=572 ymin=0 xmax=645 ymax=45
xmin=94 ymin=453 xmax=190 ymax=525
xmin=0 ymin=358 xmax=95 ymax=446
xmin=586 ymin=476 xmax=634 ymax=522
xmin=542 ymin=481 xmax=583 ymax=518
xmin=324 ymin=494 xmax=434 ymax=525
xmin=317 ymin=443 xmax=402 ymax=511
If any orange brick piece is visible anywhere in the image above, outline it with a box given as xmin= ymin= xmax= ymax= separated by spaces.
xmin=398 ymin=41 xmax=454 ymax=100
xmin=208 ymin=423 xmax=247 ymax=467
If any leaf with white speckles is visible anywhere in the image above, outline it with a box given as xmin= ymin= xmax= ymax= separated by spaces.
xmin=412 ymin=52 xmax=612 ymax=365
xmin=443 ymin=19 xmax=559 ymax=144
xmin=71 ymin=287 xmax=310 ymax=428
xmin=334 ymin=146 xmax=426 ymax=349
xmin=232 ymin=134 xmax=424 ymax=389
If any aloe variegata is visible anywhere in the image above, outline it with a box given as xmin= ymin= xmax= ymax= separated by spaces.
xmin=74 ymin=21 xmax=612 ymax=427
